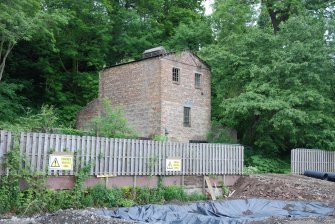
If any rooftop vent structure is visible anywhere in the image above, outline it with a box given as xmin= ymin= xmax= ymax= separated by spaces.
xmin=142 ymin=46 xmax=166 ymax=59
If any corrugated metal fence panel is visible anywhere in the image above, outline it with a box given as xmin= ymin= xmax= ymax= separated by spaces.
xmin=291 ymin=148 xmax=335 ymax=174
xmin=15 ymin=132 xmax=245 ymax=176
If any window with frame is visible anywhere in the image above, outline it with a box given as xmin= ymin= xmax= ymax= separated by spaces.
xmin=183 ymin=107 xmax=191 ymax=127
xmin=195 ymin=73 xmax=201 ymax=88
xmin=172 ymin=67 xmax=180 ymax=83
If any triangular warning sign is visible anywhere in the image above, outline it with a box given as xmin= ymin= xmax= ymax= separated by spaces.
xmin=51 ymin=158 xmax=60 ymax=167
xmin=167 ymin=162 xmax=173 ymax=169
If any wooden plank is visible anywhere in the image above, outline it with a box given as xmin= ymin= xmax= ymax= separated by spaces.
xmin=158 ymin=141 xmax=162 ymax=175
xmin=0 ymin=131 xmax=5 ymax=160
xmin=103 ymin=137 xmax=108 ymax=175
xmin=6 ymin=131 xmax=12 ymax=155
xmin=204 ymin=176 xmax=216 ymax=200
xmin=95 ymin=137 xmax=100 ymax=175
xmin=48 ymin=134 xmax=54 ymax=176
xmin=36 ymin=133 xmax=43 ymax=172
xmin=107 ymin=138 xmax=112 ymax=174
xmin=70 ymin=135 xmax=76 ymax=175
xmin=30 ymin=133 xmax=37 ymax=172
xmin=20 ymin=133 xmax=25 ymax=170
xmin=130 ymin=139 xmax=134 ymax=175
xmin=126 ymin=139 xmax=131 ymax=175
xmin=117 ymin=139 xmax=122 ymax=175
xmin=0 ymin=131 xmax=5 ymax=175
xmin=143 ymin=140 xmax=148 ymax=175
xmin=138 ymin=140 xmax=143 ymax=175
xmin=81 ymin=135 xmax=86 ymax=171
xmin=113 ymin=138 xmax=117 ymax=176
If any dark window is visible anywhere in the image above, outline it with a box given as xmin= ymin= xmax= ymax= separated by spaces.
xmin=195 ymin=73 xmax=201 ymax=88
xmin=183 ymin=107 xmax=191 ymax=127
xmin=172 ymin=67 xmax=180 ymax=83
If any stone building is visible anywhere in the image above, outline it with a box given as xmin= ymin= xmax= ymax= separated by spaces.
xmin=76 ymin=47 xmax=211 ymax=142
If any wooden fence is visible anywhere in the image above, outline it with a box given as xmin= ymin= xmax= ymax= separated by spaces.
xmin=0 ymin=131 xmax=244 ymax=176
xmin=0 ymin=131 xmax=12 ymax=175
xmin=291 ymin=148 xmax=335 ymax=174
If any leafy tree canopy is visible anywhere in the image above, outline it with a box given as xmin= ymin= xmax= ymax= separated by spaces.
xmin=201 ymin=0 xmax=335 ymax=154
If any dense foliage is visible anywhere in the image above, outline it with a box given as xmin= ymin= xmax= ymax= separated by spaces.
xmin=201 ymin=0 xmax=335 ymax=155
xmin=1 ymin=0 xmax=334 ymax=157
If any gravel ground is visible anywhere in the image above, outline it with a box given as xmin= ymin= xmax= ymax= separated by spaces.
xmin=0 ymin=174 xmax=334 ymax=224
xmin=0 ymin=208 xmax=134 ymax=224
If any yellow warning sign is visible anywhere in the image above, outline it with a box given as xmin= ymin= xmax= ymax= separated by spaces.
xmin=49 ymin=153 xmax=73 ymax=171
xmin=50 ymin=158 xmax=60 ymax=167
xmin=166 ymin=158 xmax=181 ymax=172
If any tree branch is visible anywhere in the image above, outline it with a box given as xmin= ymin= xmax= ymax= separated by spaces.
xmin=0 ymin=41 xmax=14 ymax=82
xmin=0 ymin=33 xmax=4 ymax=62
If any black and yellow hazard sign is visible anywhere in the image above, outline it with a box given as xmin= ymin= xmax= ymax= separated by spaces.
xmin=49 ymin=153 xmax=73 ymax=171
xmin=50 ymin=158 xmax=60 ymax=167
xmin=166 ymin=158 xmax=181 ymax=172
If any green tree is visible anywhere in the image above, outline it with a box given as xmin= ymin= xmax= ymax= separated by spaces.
xmin=0 ymin=0 xmax=40 ymax=80
xmin=1 ymin=0 xmax=211 ymax=127
xmin=201 ymin=1 xmax=335 ymax=154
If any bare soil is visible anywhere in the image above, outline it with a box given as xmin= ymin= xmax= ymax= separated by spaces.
xmin=0 ymin=174 xmax=334 ymax=224
xmin=230 ymin=174 xmax=335 ymax=203
xmin=230 ymin=174 xmax=335 ymax=224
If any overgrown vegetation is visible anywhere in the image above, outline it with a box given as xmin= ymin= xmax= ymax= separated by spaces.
xmin=0 ymin=149 xmax=206 ymax=215
xmin=0 ymin=101 xmax=137 ymax=140
xmin=244 ymin=150 xmax=290 ymax=174
xmin=87 ymin=99 xmax=137 ymax=138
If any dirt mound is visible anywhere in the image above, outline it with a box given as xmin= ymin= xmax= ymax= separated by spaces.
xmin=230 ymin=174 xmax=335 ymax=203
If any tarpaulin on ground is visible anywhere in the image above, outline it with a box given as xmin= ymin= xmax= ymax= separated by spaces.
xmin=95 ymin=199 xmax=335 ymax=224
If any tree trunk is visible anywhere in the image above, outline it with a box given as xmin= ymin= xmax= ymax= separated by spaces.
xmin=263 ymin=0 xmax=291 ymax=34
xmin=0 ymin=41 xmax=14 ymax=82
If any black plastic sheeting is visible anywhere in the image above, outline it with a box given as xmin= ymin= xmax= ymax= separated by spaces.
xmin=95 ymin=199 xmax=335 ymax=224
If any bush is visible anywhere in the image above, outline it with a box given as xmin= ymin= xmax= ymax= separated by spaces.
xmin=87 ymin=99 xmax=137 ymax=138
xmin=162 ymin=185 xmax=187 ymax=201
xmin=207 ymin=121 xmax=237 ymax=144
xmin=188 ymin=192 xmax=206 ymax=201
xmin=245 ymin=154 xmax=290 ymax=174
xmin=89 ymin=184 xmax=115 ymax=207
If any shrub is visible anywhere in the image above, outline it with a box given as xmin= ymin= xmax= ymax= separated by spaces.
xmin=117 ymin=199 xmax=136 ymax=207
xmin=89 ymin=184 xmax=115 ymax=207
xmin=87 ymin=99 xmax=137 ymax=138
xmin=188 ymin=192 xmax=206 ymax=201
xmin=162 ymin=185 xmax=187 ymax=201
xmin=245 ymin=154 xmax=290 ymax=173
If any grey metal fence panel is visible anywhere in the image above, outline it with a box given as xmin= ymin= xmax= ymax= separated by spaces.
xmin=0 ymin=131 xmax=244 ymax=176
xmin=0 ymin=131 xmax=12 ymax=175
xmin=291 ymin=148 xmax=335 ymax=174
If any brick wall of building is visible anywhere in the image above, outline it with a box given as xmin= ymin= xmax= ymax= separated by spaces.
xmin=76 ymin=98 xmax=101 ymax=129
xmin=76 ymin=50 xmax=211 ymax=142
xmin=99 ymin=58 xmax=161 ymax=138
xmin=160 ymin=51 xmax=211 ymax=142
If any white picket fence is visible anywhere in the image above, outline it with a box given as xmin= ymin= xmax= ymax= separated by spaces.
xmin=291 ymin=148 xmax=335 ymax=174
xmin=0 ymin=130 xmax=244 ymax=176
